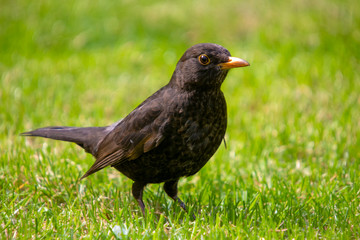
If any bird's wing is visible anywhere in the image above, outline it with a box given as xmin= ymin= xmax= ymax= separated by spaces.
xmin=80 ymin=97 xmax=168 ymax=179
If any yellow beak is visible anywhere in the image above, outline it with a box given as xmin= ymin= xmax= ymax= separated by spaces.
xmin=219 ymin=57 xmax=250 ymax=70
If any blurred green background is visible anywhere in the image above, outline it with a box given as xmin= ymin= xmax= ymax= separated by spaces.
xmin=1 ymin=0 xmax=360 ymax=238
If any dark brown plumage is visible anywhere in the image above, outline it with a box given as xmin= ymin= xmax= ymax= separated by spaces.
xmin=21 ymin=43 xmax=250 ymax=216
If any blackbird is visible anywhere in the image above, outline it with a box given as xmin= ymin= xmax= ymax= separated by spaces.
xmin=22 ymin=43 xmax=250 ymax=216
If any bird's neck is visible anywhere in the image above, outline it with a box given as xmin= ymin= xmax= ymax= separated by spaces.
xmin=168 ymin=70 xmax=223 ymax=94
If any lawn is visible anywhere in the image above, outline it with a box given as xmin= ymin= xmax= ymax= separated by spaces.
xmin=1 ymin=0 xmax=360 ymax=239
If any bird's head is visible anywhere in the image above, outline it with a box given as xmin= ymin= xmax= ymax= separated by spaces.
xmin=170 ymin=43 xmax=249 ymax=91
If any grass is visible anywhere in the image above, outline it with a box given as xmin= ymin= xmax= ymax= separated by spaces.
xmin=1 ymin=0 xmax=360 ymax=238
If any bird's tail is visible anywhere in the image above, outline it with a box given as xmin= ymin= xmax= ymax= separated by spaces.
xmin=21 ymin=126 xmax=108 ymax=155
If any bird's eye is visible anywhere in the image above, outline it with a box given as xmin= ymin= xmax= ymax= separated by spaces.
xmin=198 ymin=54 xmax=210 ymax=65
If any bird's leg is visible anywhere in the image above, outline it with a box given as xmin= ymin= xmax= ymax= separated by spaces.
xmin=132 ymin=181 xmax=146 ymax=215
xmin=163 ymin=180 xmax=186 ymax=211
xmin=164 ymin=180 xmax=195 ymax=219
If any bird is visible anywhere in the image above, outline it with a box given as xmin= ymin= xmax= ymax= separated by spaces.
xmin=21 ymin=43 xmax=250 ymax=216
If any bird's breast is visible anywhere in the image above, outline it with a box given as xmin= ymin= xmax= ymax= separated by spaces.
xmin=163 ymin=90 xmax=227 ymax=174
